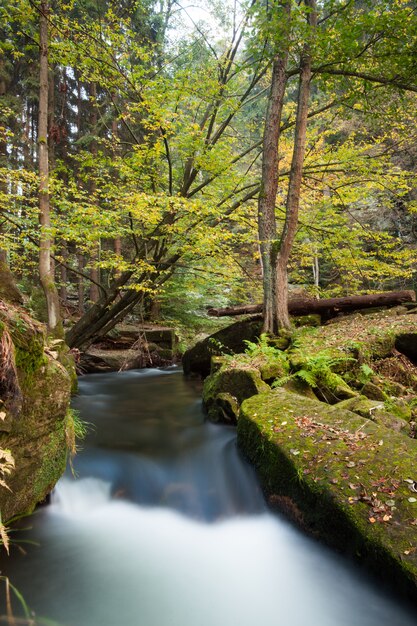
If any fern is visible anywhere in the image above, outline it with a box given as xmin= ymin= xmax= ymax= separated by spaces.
xmin=358 ymin=363 xmax=375 ymax=384
xmin=244 ymin=334 xmax=288 ymax=361
xmin=273 ymin=352 xmax=353 ymax=393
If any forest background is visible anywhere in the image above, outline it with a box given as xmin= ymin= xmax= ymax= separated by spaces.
xmin=1 ymin=0 xmax=417 ymax=347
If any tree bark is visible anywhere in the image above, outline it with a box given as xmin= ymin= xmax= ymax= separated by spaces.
xmin=38 ymin=0 xmax=62 ymax=335
xmin=89 ymin=81 xmax=100 ymax=303
xmin=274 ymin=0 xmax=317 ymax=330
xmin=258 ymin=1 xmax=291 ymax=335
xmin=207 ymin=290 xmax=416 ymax=318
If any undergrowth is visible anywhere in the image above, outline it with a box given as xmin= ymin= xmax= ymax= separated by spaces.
xmin=273 ymin=354 xmax=354 ymax=392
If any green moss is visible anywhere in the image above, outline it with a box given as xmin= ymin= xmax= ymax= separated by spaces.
xmin=15 ymin=344 xmax=47 ymax=377
xmin=33 ymin=421 xmax=68 ymax=504
xmin=238 ymin=388 xmax=417 ymax=599
xmin=203 ymin=364 xmax=269 ymax=422
xmin=384 ymin=398 xmax=412 ymax=422
xmin=293 ymin=314 xmax=322 ymax=328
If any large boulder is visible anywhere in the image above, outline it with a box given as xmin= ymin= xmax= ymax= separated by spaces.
xmin=239 ymin=387 xmax=417 ymax=600
xmin=0 ymin=300 xmax=73 ymax=521
xmin=182 ymin=319 xmax=262 ymax=377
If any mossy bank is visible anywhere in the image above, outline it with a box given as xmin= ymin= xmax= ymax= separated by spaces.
xmin=0 ymin=298 xmax=75 ymax=522
xmin=200 ymin=309 xmax=417 ymax=598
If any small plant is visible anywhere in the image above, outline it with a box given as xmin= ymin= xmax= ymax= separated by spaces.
xmin=274 ymin=352 xmax=353 ymax=395
xmin=358 ymin=363 xmax=375 ymax=385
xmin=207 ymin=337 xmax=234 ymax=356
xmin=65 ymin=408 xmax=90 ymax=462
xmin=244 ymin=334 xmax=284 ymax=359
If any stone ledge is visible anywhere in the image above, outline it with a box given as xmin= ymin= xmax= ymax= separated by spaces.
xmin=238 ymin=387 xmax=417 ymax=600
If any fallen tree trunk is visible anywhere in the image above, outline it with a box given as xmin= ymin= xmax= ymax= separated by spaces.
xmin=207 ymin=290 xmax=416 ymax=319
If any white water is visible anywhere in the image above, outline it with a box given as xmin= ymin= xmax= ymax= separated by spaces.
xmin=2 ymin=369 xmax=417 ymax=626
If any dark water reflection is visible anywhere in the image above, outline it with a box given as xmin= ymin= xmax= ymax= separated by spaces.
xmin=1 ymin=368 xmax=417 ymax=626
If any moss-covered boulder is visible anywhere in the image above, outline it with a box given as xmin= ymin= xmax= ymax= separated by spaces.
xmin=335 ymin=396 xmax=410 ymax=434
xmin=182 ymin=319 xmax=262 ymax=378
xmin=239 ymin=387 xmax=417 ymax=599
xmin=0 ymin=300 xmax=72 ymax=522
xmin=203 ymin=363 xmax=269 ymax=423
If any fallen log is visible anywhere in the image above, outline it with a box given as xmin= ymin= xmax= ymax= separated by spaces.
xmin=207 ymin=290 xmax=416 ymax=319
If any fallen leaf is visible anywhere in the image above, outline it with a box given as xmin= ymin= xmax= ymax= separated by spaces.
xmin=0 ymin=412 xmax=6 ymax=421
xmin=369 ymin=517 xmax=376 ymax=523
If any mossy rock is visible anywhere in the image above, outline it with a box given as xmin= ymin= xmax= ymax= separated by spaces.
xmin=238 ymin=387 xmax=417 ymax=600
xmin=335 ymin=396 xmax=384 ymax=418
xmin=0 ymin=300 xmax=72 ymax=522
xmin=283 ymin=378 xmax=318 ymax=400
xmin=182 ymin=319 xmax=262 ymax=378
xmin=203 ymin=364 xmax=269 ymax=423
xmin=259 ymin=360 xmax=288 ymax=383
xmin=267 ymin=336 xmax=291 ymax=350
xmin=383 ymin=398 xmax=412 ymax=422
xmin=335 ymin=396 xmax=410 ymax=434
xmin=292 ymin=314 xmax=322 ymax=328
xmin=361 ymin=381 xmax=388 ymax=401
xmin=155 ymin=347 xmax=174 ymax=360
xmin=207 ymin=392 xmax=240 ymax=425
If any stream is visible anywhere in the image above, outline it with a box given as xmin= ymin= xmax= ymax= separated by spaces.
xmin=1 ymin=368 xmax=417 ymax=626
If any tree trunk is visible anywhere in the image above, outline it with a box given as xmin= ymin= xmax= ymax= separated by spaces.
xmin=207 ymin=290 xmax=416 ymax=318
xmin=38 ymin=0 xmax=62 ymax=335
xmin=272 ymin=0 xmax=316 ymax=331
xmin=77 ymin=252 xmax=85 ymax=314
xmin=258 ymin=1 xmax=291 ymax=335
xmin=0 ymin=65 xmax=8 ymax=265
xmin=89 ymin=81 xmax=100 ymax=303
xmin=59 ymin=244 xmax=68 ymax=305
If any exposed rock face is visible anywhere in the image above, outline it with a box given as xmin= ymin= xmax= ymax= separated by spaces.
xmin=0 ymin=299 xmax=72 ymax=521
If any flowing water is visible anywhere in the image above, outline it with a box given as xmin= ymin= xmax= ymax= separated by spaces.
xmin=1 ymin=368 xmax=417 ymax=626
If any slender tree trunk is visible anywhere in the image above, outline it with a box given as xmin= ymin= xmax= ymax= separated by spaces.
xmin=258 ymin=1 xmax=291 ymax=334
xmin=38 ymin=0 xmax=62 ymax=335
xmin=275 ymin=0 xmax=317 ymax=329
xmin=59 ymin=245 xmax=68 ymax=305
xmin=76 ymin=252 xmax=85 ymax=314
xmin=0 ymin=65 xmax=8 ymax=265
xmin=112 ymin=116 xmax=122 ymax=280
xmin=89 ymin=81 xmax=100 ymax=303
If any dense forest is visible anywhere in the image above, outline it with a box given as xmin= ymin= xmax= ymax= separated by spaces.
xmin=1 ymin=0 xmax=417 ymax=344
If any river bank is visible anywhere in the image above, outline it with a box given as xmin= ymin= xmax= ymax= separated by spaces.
xmin=187 ymin=307 xmax=417 ymax=599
